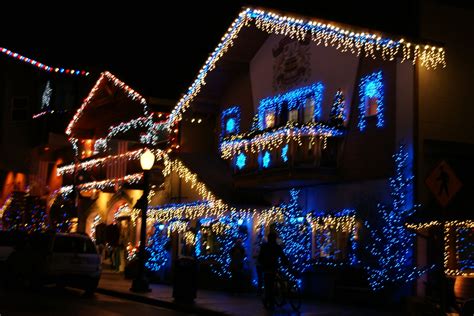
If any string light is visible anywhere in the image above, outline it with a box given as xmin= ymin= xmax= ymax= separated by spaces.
xmin=57 ymin=148 xmax=165 ymax=175
xmin=146 ymin=222 xmax=169 ymax=272
xmin=167 ymin=7 xmax=445 ymax=127
xmin=364 ymin=144 xmax=430 ymax=290
xmin=90 ymin=214 xmax=102 ymax=242
xmin=281 ymin=144 xmax=289 ymax=162
xmin=258 ymin=82 xmax=324 ymax=129
xmin=219 ymin=122 xmax=343 ymax=159
xmin=329 ymin=89 xmax=345 ymax=127
xmin=59 ymin=173 xmax=143 ymax=194
xmin=66 ymin=71 xmax=148 ymax=136
xmin=0 ymin=47 xmax=89 ymax=76
xmin=358 ymin=71 xmax=384 ymax=131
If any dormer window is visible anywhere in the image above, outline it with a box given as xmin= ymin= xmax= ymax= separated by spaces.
xmin=358 ymin=71 xmax=384 ymax=131
xmin=221 ymin=106 xmax=240 ymax=139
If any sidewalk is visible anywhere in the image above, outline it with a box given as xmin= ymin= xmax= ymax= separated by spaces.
xmin=97 ymin=271 xmax=400 ymax=316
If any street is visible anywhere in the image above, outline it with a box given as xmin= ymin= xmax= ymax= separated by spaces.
xmin=0 ymin=286 xmax=192 ymax=316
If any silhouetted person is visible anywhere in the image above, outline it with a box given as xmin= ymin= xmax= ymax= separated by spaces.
xmin=437 ymin=166 xmax=450 ymax=196
xmin=230 ymin=238 xmax=246 ymax=294
xmin=258 ymin=232 xmax=289 ymax=310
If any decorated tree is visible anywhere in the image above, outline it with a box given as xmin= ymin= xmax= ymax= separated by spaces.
xmin=364 ymin=144 xmax=430 ymax=290
xmin=145 ymin=222 xmax=169 ymax=272
xmin=274 ymin=189 xmax=312 ymax=287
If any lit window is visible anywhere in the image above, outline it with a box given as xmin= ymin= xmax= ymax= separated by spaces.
xmin=365 ymin=81 xmax=379 ymax=116
xmin=262 ymin=151 xmax=271 ymax=168
xmin=288 ymin=109 xmax=299 ymax=123
xmin=358 ymin=71 xmax=384 ymax=131
xmin=236 ymin=153 xmax=246 ymax=170
xmin=265 ymin=111 xmax=276 ymax=129
xmin=304 ymin=98 xmax=314 ymax=123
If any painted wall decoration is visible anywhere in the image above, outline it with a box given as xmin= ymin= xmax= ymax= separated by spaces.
xmin=272 ymin=37 xmax=311 ymax=92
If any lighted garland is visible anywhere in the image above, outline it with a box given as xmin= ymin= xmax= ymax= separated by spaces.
xmin=147 ymin=201 xmax=226 ymax=223
xmin=57 ymin=148 xmax=166 ymax=176
xmin=0 ymin=47 xmax=89 ymax=76
xmin=90 ymin=214 xmax=102 ymax=242
xmin=258 ymin=82 xmax=324 ymax=129
xmin=59 ymin=172 xmax=143 ymax=194
xmin=167 ymin=7 xmax=446 ymax=127
xmin=66 ymin=71 xmax=148 ymax=136
xmin=219 ymin=122 xmax=343 ymax=159
xmin=444 ymin=220 xmax=474 ymax=277
xmin=163 ymin=159 xmax=225 ymax=206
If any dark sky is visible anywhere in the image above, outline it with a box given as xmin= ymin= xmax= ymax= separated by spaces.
xmin=3 ymin=1 xmax=421 ymax=100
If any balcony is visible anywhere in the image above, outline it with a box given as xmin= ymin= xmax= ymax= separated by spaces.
xmin=219 ymin=123 xmax=344 ymax=188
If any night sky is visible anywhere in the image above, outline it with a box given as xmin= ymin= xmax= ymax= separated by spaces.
xmin=3 ymin=1 xmax=422 ymax=100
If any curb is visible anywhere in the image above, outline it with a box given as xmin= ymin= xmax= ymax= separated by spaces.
xmin=96 ymin=287 xmax=229 ymax=316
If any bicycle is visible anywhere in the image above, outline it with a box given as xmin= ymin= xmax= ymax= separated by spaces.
xmin=262 ymin=270 xmax=302 ymax=312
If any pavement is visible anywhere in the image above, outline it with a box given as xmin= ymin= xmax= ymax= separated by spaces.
xmin=97 ymin=271 xmax=401 ymax=316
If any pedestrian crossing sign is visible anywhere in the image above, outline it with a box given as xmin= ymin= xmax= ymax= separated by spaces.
xmin=425 ymin=160 xmax=462 ymax=207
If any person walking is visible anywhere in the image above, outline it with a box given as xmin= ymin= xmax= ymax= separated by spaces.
xmin=258 ymin=231 xmax=289 ymax=310
xmin=229 ymin=238 xmax=246 ymax=294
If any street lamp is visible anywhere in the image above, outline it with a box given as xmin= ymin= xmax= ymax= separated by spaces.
xmin=131 ymin=148 xmax=155 ymax=292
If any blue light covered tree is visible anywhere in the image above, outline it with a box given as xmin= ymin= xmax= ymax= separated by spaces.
xmin=275 ymin=189 xmax=312 ymax=287
xmin=364 ymin=144 xmax=430 ymax=290
xmin=145 ymin=222 xmax=169 ymax=272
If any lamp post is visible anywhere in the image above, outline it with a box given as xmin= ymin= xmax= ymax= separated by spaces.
xmin=131 ymin=148 xmax=155 ymax=292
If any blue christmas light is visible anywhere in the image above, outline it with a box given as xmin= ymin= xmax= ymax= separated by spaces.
xmin=258 ymin=82 xmax=324 ymax=130
xmin=221 ymin=106 xmax=240 ymax=139
xmin=226 ymin=118 xmax=236 ymax=133
xmin=457 ymin=228 xmax=474 ymax=271
xmin=358 ymin=71 xmax=384 ymax=131
xmin=364 ymin=144 xmax=430 ymax=290
xmin=275 ymin=189 xmax=311 ymax=288
xmin=146 ymin=222 xmax=170 ymax=272
xmin=329 ymin=89 xmax=345 ymax=127
xmin=236 ymin=152 xmax=246 ymax=170
xmin=281 ymin=144 xmax=289 ymax=162
xmin=262 ymin=151 xmax=270 ymax=168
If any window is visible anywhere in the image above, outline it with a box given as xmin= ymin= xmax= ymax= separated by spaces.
xmin=304 ymin=98 xmax=314 ymax=123
xmin=364 ymin=81 xmax=379 ymax=116
xmin=221 ymin=106 xmax=240 ymax=139
xmin=265 ymin=111 xmax=276 ymax=129
xmin=314 ymin=228 xmax=351 ymax=261
xmin=358 ymin=71 xmax=384 ymax=131
xmin=288 ymin=109 xmax=299 ymax=123
xmin=11 ymin=97 xmax=28 ymax=121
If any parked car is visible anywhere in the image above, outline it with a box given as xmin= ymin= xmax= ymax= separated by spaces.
xmin=6 ymin=232 xmax=101 ymax=294
xmin=0 ymin=230 xmax=27 ymax=279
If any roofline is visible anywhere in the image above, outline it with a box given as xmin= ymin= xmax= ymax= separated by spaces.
xmin=166 ymin=6 xmax=446 ymax=127
xmin=65 ymin=71 xmax=148 ymax=137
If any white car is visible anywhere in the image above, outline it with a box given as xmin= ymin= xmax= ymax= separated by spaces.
xmin=6 ymin=232 xmax=101 ymax=294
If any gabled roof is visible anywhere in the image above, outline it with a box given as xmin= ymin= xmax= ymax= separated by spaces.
xmin=66 ymin=71 xmax=148 ymax=138
xmin=166 ymin=6 xmax=446 ymax=127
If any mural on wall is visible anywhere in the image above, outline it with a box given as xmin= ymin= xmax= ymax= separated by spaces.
xmin=272 ymin=37 xmax=310 ymax=92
